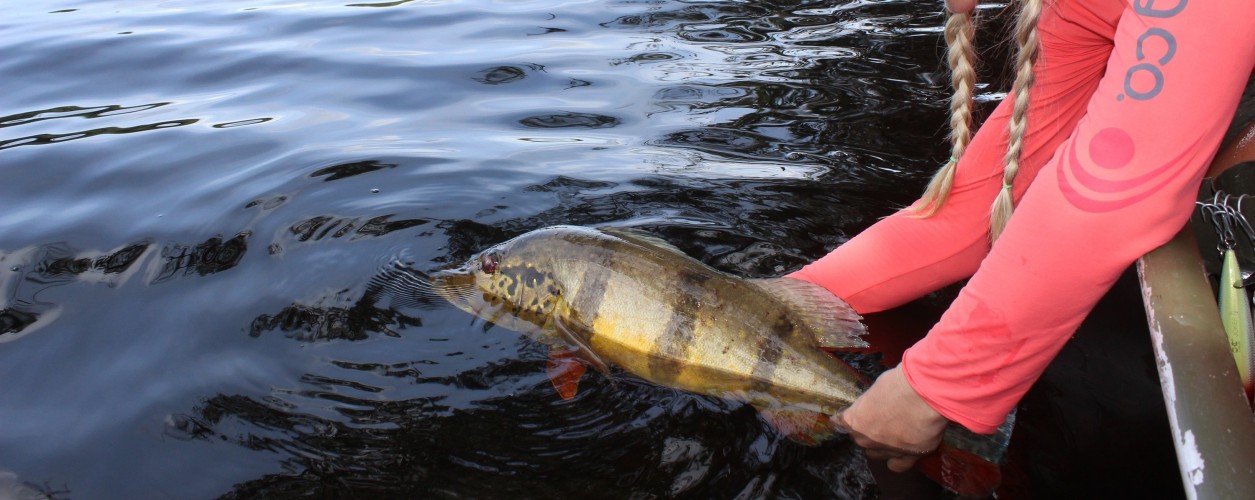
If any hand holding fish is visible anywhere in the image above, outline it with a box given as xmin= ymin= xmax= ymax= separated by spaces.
xmin=835 ymin=366 xmax=948 ymax=473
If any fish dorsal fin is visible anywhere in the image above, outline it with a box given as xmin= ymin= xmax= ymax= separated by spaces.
xmin=596 ymin=226 xmax=690 ymax=257
xmin=751 ymin=278 xmax=867 ymax=349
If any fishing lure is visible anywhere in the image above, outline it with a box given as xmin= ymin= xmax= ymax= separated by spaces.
xmin=1201 ymin=192 xmax=1255 ymax=405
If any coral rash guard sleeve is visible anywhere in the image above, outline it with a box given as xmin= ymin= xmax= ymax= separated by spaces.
xmin=906 ymin=2 xmax=1255 ymax=433
xmin=791 ymin=1 xmax=1128 ymax=314
xmin=792 ymin=0 xmax=1255 ymax=434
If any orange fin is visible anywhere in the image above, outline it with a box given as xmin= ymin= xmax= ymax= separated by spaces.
xmin=546 ymin=347 xmax=587 ymax=400
xmin=916 ymin=411 xmax=1015 ymax=497
xmin=552 ymin=314 xmax=611 ymax=376
xmin=916 ymin=443 xmax=1002 ymax=498
xmin=759 ymin=409 xmax=836 ymax=446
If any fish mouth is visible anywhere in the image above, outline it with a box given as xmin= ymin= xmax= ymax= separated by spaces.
xmin=425 ymin=266 xmax=480 ymax=305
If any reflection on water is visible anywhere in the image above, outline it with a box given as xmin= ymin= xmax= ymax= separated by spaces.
xmin=249 ymin=278 xmax=421 ymax=342
xmin=153 ymin=234 xmax=249 ymax=283
xmin=1 ymin=234 xmax=255 ymax=340
xmin=0 ymin=103 xmax=171 ymax=128
xmin=475 ymin=65 xmax=535 ymax=85
xmin=0 ymin=118 xmax=199 ymax=151
xmin=1 ymin=242 xmax=150 ymax=341
xmin=285 ymin=215 xmax=429 ymax=243
xmin=520 ymin=112 xmax=621 ymax=129
xmin=0 ymin=0 xmax=1182 ymax=498
xmin=309 ymin=160 xmax=397 ymax=182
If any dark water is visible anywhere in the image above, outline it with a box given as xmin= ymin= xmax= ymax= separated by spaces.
xmin=0 ymin=1 xmax=1180 ymax=498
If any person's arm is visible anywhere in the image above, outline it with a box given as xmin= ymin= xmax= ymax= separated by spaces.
xmin=907 ymin=0 xmax=1255 ymax=434
xmin=790 ymin=0 xmax=1119 ymax=314
xmin=843 ymin=0 xmax=1255 ymax=473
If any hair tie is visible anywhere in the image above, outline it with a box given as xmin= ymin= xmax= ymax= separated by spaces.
xmin=1002 ymin=181 xmax=1013 ymax=190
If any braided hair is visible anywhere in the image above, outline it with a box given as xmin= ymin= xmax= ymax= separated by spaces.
xmin=913 ymin=0 xmax=1043 ymax=242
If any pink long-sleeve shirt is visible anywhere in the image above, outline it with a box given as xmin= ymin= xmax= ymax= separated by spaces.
xmin=791 ymin=0 xmax=1255 ymax=433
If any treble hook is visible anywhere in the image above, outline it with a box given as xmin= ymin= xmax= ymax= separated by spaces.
xmin=1214 ymin=204 xmax=1238 ymax=250
xmin=1199 ymin=199 xmax=1225 ymax=255
xmin=1233 ymin=194 xmax=1255 ymax=249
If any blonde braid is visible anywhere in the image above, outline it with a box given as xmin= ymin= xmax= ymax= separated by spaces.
xmin=990 ymin=0 xmax=1042 ymax=241
xmin=913 ymin=10 xmax=977 ymax=217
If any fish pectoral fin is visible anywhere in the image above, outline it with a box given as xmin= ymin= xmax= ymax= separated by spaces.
xmin=757 ymin=408 xmax=837 ymax=446
xmin=751 ymin=278 xmax=868 ymax=349
xmin=546 ymin=346 xmax=587 ymax=400
xmin=552 ymin=313 xmax=611 ymax=376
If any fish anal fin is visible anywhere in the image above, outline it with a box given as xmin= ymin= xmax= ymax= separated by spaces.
xmin=752 ymin=278 xmax=868 ymax=349
xmin=546 ymin=347 xmax=587 ymax=400
xmin=758 ymin=408 xmax=836 ymax=446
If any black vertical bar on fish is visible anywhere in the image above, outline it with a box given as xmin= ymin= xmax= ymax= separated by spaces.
xmin=570 ymin=250 xmax=613 ymax=343
xmin=749 ymin=315 xmax=793 ymax=393
xmin=648 ymin=268 xmax=709 ymax=384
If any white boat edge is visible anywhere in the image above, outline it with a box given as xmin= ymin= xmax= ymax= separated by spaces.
xmin=1138 ymin=225 xmax=1255 ymax=500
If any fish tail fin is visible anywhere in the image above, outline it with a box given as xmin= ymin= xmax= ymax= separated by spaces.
xmin=917 ymin=444 xmax=1002 ymax=498
xmin=916 ymin=410 xmax=1016 ymax=497
xmin=752 ymin=278 xmax=867 ymax=349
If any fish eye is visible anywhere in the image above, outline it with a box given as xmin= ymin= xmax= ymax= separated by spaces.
xmin=480 ymin=253 xmax=498 ymax=274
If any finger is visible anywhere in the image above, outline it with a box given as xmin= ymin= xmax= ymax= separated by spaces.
xmin=832 ymin=410 xmax=851 ymax=434
xmin=863 ymin=447 xmax=895 ymax=461
xmin=945 ymin=0 xmax=977 ymax=14
xmin=886 ymin=454 xmax=923 ymax=473
xmin=864 ymin=445 xmax=932 ymax=461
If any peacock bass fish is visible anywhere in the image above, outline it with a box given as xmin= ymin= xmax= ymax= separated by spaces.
xmin=411 ymin=225 xmax=869 ymax=442
xmin=385 ymin=225 xmax=1009 ymax=496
